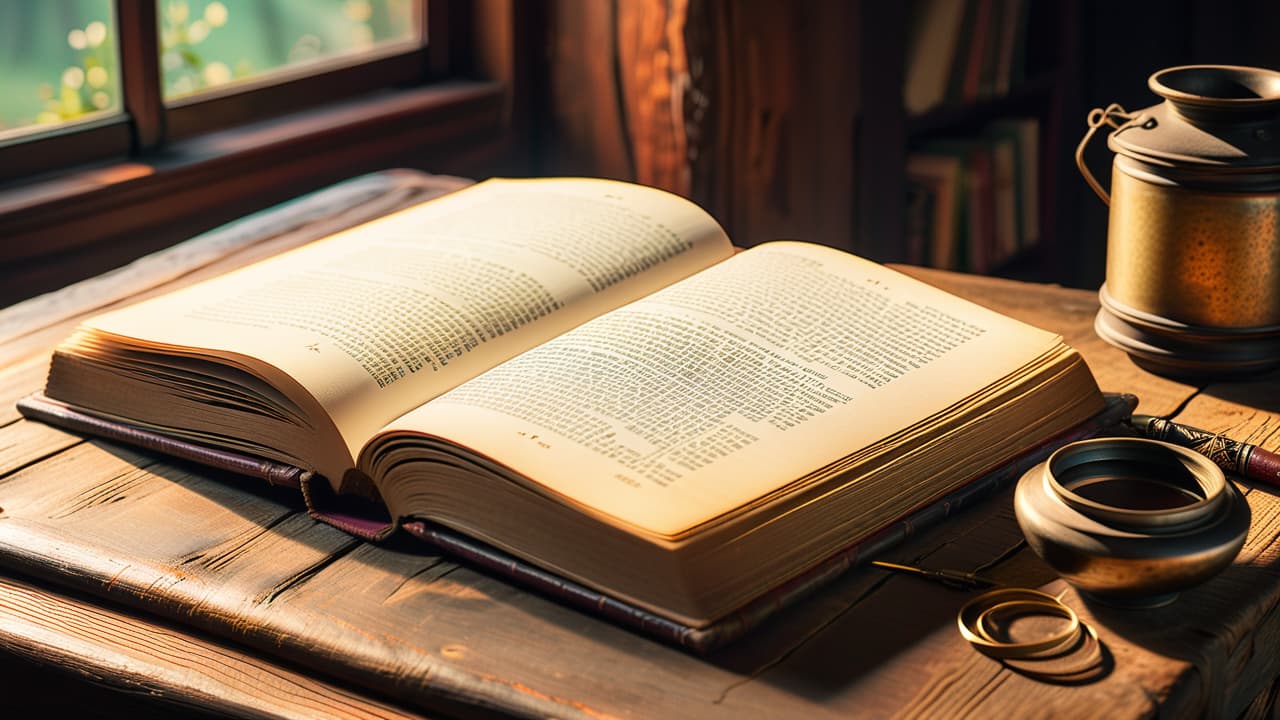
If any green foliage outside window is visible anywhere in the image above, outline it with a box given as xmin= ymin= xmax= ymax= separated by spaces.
xmin=159 ymin=0 xmax=415 ymax=100
xmin=0 ymin=0 xmax=415 ymax=137
xmin=0 ymin=1 xmax=118 ymax=133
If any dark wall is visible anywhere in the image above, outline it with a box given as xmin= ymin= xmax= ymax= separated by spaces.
xmin=542 ymin=0 xmax=1280 ymax=290
xmin=542 ymin=1 xmax=894 ymax=259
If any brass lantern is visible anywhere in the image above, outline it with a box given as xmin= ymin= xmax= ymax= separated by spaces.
xmin=1078 ymin=65 xmax=1280 ymax=378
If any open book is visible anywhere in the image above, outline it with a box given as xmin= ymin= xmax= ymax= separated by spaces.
xmin=25 ymin=177 xmax=1107 ymax=641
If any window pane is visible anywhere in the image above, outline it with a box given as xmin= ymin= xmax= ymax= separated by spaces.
xmin=0 ymin=1 xmax=121 ymax=141
xmin=159 ymin=0 xmax=417 ymax=101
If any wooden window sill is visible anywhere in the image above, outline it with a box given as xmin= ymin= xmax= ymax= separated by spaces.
xmin=0 ymin=80 xmax=512 ymax=307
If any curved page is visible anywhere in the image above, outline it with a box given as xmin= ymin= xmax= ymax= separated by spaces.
xmin=79 ymin=178 xmax=734 ymax=484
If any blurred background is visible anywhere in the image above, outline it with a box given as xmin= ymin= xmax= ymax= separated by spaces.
xmin=5 ymin=0 xmax=1280 ymax=301
xmin=540 ymin=1 xmax=1280 ymax=291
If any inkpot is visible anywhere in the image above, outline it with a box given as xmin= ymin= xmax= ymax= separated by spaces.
xmin=1014 ymin=437 xmax=1250 ymax=608
xmin=1077 ymin=65 xmax=1280 ymax=378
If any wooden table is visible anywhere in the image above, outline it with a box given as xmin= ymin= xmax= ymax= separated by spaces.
xmin=1 ymin=172 xmax=1278 ymax=719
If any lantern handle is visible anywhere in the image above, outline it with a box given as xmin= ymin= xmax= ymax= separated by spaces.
xmin=1076 ymin=104 xmax=1140 ymax=207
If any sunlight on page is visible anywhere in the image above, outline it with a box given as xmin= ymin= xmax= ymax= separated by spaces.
xmin=78 ymin=178 xmax=733 ymax=484
xmin=389 ymin=242 xmax=1069 ymax=536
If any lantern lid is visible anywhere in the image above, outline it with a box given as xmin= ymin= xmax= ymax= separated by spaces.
xmin=1109 ymin=65 xmax=1280 ymax=171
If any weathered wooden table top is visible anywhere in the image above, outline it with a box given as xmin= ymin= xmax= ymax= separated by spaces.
xmin=1 ymin=172 xmax=1278 ymax=719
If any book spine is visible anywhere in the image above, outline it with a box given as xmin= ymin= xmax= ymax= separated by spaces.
xmin=944 ymin=0 xmax=979 ymax=106
xmin=300 ymin=473 xmax=397 ymax=542
xmin=399 ymin=521 xmax=702 ymax=646
xmin=961 ymin=0 xmax=994 ymax=104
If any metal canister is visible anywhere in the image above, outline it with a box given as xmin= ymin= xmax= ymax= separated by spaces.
xmin=1077 ymin=65 xmax=1280 ymax=377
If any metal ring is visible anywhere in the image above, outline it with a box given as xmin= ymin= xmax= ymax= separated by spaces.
xmin=975 ymin=600 xmax=1082 ymax=659
xmin=957 ymin=588 xmax=1081 ymax=659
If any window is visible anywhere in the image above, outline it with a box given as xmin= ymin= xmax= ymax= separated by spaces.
xmin=0 ymin=0 xmax=524 ymax=308
xmin=156 ymin=0 xmax=429 ymax=138
xmin=0 ymin=0 xmax=441 ymax=180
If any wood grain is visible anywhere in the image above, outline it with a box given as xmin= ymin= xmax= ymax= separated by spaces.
xmin=7 ymin=171 xmax=1280 ymax=718
xmin=0 ymin=355 xmax=50 ymax=424
xmin=615 ymin=0 xmax=690 ymax=193
xmin=546 ymin=1 xmax=880 ymax=257
xmin=546 ymin=0 xmax=634 ymax=181
xmin=0 ymin=418 xmax=81 ymax=478
xmin=684 ymin=1 xmax=864 ymax=254
xmin=0 ymin=572 xmax=428 ymax=719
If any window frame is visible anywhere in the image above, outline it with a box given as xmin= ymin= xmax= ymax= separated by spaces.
xmin=0 ymin=115 xmax=134 ymax=185
xmin=1 ymin=0 xmax=450 ymax=179
xmin=155 ymin=0 xmax=448 ymax=142
xmin=0 ymin=0 xmax=532 ymax=307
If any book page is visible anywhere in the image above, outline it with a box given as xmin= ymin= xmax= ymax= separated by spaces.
xmin=80 ymin=178 xmax=733 ymax=479
xmin=380 ymin=242 xmax=1064 ymax=536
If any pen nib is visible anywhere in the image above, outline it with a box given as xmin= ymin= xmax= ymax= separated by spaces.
xmin=870 ymin=560 xmax=999 ymax=590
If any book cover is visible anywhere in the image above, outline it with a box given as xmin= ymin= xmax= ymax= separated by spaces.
xmin=906 ymin=150 xmax=966 ymax=271
xmin=961 ymin=0 xmax=994 ymax=104
xmin=903 ymin=0 xmax=969 ymax=115
xmin=988 ymin=117 xmax=1039 ymax=249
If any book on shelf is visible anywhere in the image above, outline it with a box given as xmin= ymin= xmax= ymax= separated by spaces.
xmin=988 ymin=126 xmax=1020 ymax=261
xmin=21 ymin=176 xmax=1119 ymax=651
xmin=907 ymin=0 xmax=1031 ymax=114
xmin=995 ymin=0 xmax=1031 ymax=96
xmin=907 ymin=116 xmax=1039 ymax=273
xmin=960 ymin=0 xmax=995 ymax=104
xmin=903 ymin=173 xmax=937 ymax=266
xmin=966 ymin=140 xmax=996 ymax=273
xmin=906 ymin=151 xmax=966 ymax=269
xmin=903 ymin=0 xmax=968 ymax=115
xmin=990 ymin=116 xmax=1041 ymax=250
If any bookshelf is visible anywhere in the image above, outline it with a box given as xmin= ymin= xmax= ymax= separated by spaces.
xmin=891 ymin=0 xmax=1081 ymax=283
xmin=538 ymin=1 xmax=1089 ymax=284
xmin=538 ymin=1 xmax=1280 ymax=289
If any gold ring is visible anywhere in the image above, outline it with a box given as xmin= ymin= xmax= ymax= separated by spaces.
xmin=975 ymin=599 xmax=1081 ymax=658
xmin=957 ymin=588 xmax=1081 ymax=659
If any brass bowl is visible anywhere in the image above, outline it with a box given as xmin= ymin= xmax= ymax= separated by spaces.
xmin=1014 ymin=438 xmax=1250 ymax=608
